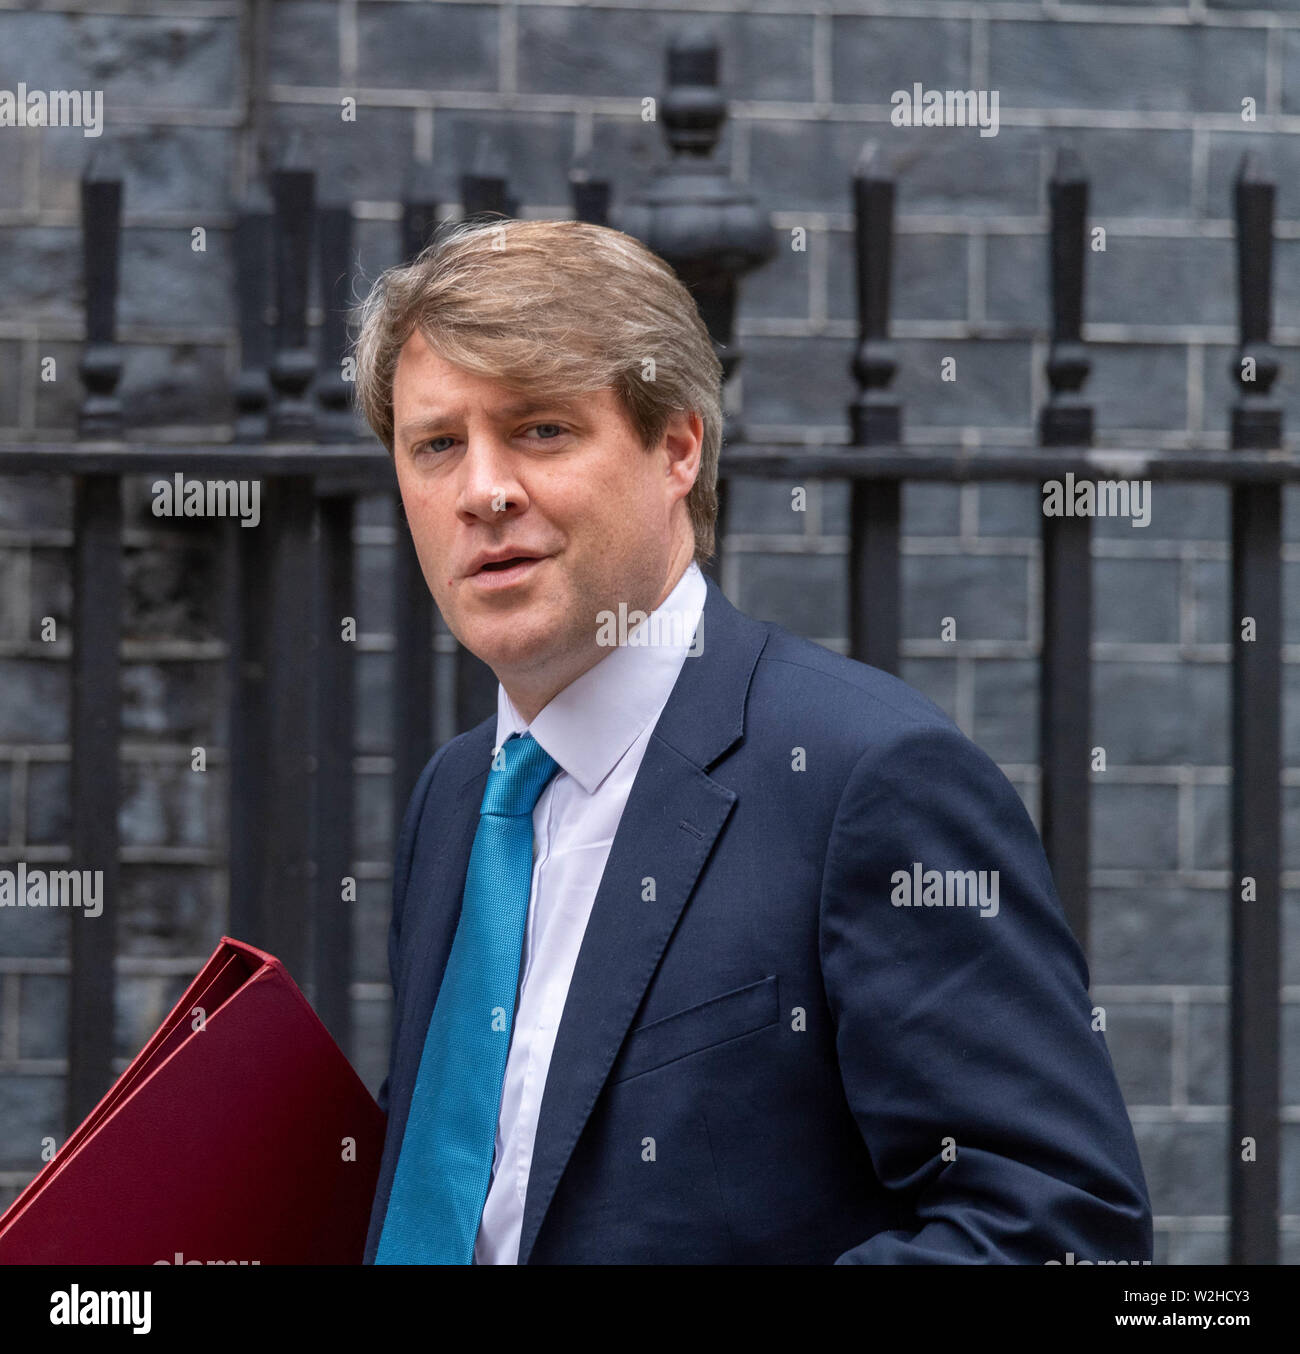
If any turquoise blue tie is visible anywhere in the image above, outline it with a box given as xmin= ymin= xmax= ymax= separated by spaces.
xmin=375 ymin=731 xmax=560 ymax=1264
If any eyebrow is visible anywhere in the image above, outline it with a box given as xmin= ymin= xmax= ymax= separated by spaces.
xmin=396 ymin=397 xmax=577 ymax=444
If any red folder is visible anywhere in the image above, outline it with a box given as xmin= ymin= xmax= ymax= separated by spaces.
xmin=0 ymin=937 xmax=384 ymax=1264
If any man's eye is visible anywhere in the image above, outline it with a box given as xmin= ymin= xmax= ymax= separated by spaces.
xmin=529 ymin=424 xmax=564 ymax=439
xmin=417 ymin=436 xmax=455 ymax=454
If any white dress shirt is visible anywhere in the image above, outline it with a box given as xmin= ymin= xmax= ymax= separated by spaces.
xmin=473 ymin=561 xmax=708 ymax=1265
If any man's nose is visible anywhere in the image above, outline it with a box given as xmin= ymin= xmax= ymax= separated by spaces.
xmin=456 ymin=432 xmax=524 ymax=519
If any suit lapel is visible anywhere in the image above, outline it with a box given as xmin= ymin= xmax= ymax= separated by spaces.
xmin=516 ymin=577 xmax=769 ymax=1263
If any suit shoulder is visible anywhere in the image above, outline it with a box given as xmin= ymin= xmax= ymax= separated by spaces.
xmin=752 ymin=621 xmax=958 ymax=743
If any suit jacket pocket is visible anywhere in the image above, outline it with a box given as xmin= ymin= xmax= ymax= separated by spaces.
xmin=612 ymin=975 xmax=779 ymax=1083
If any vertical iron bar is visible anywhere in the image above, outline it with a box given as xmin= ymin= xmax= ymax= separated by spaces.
xmin=1231 ymin=155 xmax=1281 ymax=452
xmin=461 ymin=141 xmax=514 ymax=223
xmin=1039 ymin=515 xmax=1092 ymax=952
xmin=316 ymin=199 xmax=355 ymax=443
xmin=314 ymin=493 xmax=356 ymax=1049
xmin=569 ymin=162 xmax=611 ymax=226
xmin=67 ymin=476 xmax=122 ymax=1128
xmin=311 ymin=194 xmax=358 ymax=1032
xmin=78 ymin=152 xmax=123 ymax=438
xmin=253 ymin=147 xmax=319 ymax=980
xmin=268 ymin=153 xmax=316 ymax=439
xmin=1229 ymin=484 xmax=1281 ymax=1266
xmin=234 ymin=185 xmax=273 ymax=442
xmin=847 ymin=143 xmax=901 ymax=675
xmin=1228 ymin=152 xmax=1282 ymax=1266
xmin=392 ymin=175 xmax=439 ymax=813
xmin=257 ymin=476 xmax=315 ymax=981
xmin=392 ymin=501 xmax=436 ymax=829
xmin=229 ymin=177 xmax=273 ymax=933
xmin=1039 ymin=149 xmax=1093 ymax=448
xmin=1038 ymin=147 xmax=1094 ymax=952
xmin=225 ymin=514 xmax=269 ymax=945
xmin=68 ymin=154 xmax=124 ymax=1125
xmin=402 ymin=164 xmax=439 ymax=262
xmin=848 ymin=480 xmax=900 ymax=674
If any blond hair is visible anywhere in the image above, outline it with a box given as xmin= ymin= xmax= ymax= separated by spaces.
xmin=351 ymin=217 xmax=723 ymax=565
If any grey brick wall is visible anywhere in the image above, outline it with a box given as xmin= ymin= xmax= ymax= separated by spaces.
xmin=1 ymin=0 xmax=1298 ymax=1265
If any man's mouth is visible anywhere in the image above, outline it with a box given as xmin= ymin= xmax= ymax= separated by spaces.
xmin=479 ymin=556 xmax=535 ymax=572
xmin=467 ymin=554 xmax=549 ymax=589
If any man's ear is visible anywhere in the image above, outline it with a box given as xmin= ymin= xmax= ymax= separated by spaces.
xmin=663 ymin=409 xmax=704 ymax=501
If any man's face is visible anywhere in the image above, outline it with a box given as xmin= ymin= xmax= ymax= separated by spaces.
xmin=391 ymin=330 xmax=701 ymax=709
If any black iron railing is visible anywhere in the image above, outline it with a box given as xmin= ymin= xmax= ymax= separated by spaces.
xmin=0 ymin=29 xmax=1286 ymax=1265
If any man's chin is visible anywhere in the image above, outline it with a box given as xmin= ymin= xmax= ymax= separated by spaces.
xmin=456 ymin=622 xmax=570 ymax=678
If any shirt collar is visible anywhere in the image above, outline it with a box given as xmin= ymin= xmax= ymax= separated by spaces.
xmin=494 ymin=561 xmax=707 ymax=795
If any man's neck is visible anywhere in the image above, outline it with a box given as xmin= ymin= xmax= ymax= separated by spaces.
xmin=500 ymin=556 xmax=695 ymax=725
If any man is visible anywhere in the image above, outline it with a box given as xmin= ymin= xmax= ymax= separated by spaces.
xmin=350 ymin=217 xmax=1153 ymax=1264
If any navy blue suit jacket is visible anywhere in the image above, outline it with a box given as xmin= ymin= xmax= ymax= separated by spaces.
xmin=364 ymin=575 xmax=1153 ymax=1264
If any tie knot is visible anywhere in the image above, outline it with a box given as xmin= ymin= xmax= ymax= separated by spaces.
xmin=480 ymin=732 xmax=560 ymax=818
